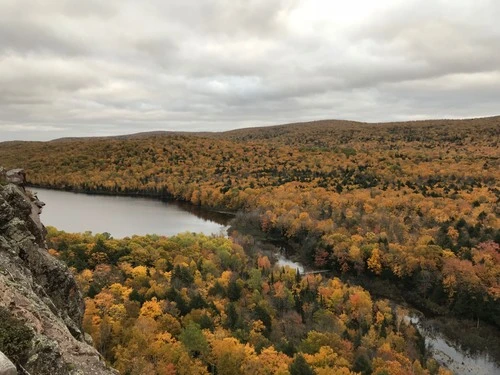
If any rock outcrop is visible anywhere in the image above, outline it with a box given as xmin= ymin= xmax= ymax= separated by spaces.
xmin=0 ymin=168 xmax=116 ymax=374
xmin=0 ymin=352 xmax=16 ymax=375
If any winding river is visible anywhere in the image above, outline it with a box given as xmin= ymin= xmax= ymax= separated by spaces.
xmin=406 ymin=313 xmax=500 ymax=375
xmin=275 ymin=252 xmax=500 ymax=375
xmin=32 ymin=187 xmax=500 ymax=375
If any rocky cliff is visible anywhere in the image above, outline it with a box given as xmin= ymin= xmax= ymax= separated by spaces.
xmin=0 ymin=168 xmax=116 ymax=375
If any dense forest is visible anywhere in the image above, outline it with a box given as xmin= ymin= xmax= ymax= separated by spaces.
xmin=1 ymin=117 xmax=498 ymax=324
xmin=46 ymin=228 xmax=451 ymax=375
xmin=0 ymin=117 xmax=499 ymax=373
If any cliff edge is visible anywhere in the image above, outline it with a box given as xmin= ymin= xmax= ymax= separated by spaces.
xmin=0 ymin=168 xmax=116 ymax=374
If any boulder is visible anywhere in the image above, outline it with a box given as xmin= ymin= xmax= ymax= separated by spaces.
xmin=5 ymin=169 xmax=25 ymax=186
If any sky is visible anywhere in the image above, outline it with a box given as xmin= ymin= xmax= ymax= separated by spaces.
xmin=1 ymin=0 xmax=499 ymax=141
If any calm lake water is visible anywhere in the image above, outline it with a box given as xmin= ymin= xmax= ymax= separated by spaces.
xmin=32 ymin=188 xmax=231 ymax=238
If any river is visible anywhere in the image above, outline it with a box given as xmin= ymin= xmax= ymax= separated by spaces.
xmin=31 ymin=187 xmax=500 ymax=375
xmin=272 ymin=249 xmax=500 ymax=375
xmin=405 ymin=313 xmax=500 ymax=375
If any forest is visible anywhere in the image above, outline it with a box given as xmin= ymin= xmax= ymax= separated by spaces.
xmin=0 ymin=117 xmax=498 ymax=373
xmin=45 ymin=228 xmax=451 ymax=375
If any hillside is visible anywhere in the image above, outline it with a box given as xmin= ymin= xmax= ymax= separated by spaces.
xmin=43 ymin=226 xmax=457 ymax=375
xmin=0 ymin=117 xmax=498 ymax=199
xmin=0 ymin=117 xmax=498 ymax=329
xmin=216 ymin=117 xmax=500 ymax=142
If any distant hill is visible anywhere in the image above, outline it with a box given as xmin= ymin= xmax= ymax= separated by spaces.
xmin=215 ymin=116 xmax=500 ymax=142
xmin=2 ymin=115 xmax=498 ymax=146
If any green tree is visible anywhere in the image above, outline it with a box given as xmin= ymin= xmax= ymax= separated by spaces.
xmin=179 ymin=322 xmax=208 ymax=358
xmin=289 ymin=354 xmax=315 ymax=375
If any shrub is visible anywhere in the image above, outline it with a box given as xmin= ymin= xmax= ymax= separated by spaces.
xmin=0 ymin=307 xmax=33 ymax=365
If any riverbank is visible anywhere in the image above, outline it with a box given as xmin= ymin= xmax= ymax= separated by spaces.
xmin=229 ymin=218 xmax=500 ymax=370
xmin=262 ymin=239 xmax=500 ymax=373
xmin=406 ymin=312 xmax=500 ymax=375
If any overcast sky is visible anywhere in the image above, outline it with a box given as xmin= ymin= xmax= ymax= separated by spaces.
xmin=1 ymin=0 xmax=499 ymax=141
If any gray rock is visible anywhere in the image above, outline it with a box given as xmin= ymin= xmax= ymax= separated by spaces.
xmin=0 ymin=352 xmax=16 ymax=375
xmin=0 ymin=168 xmax=6 ymax=185
xmin=5 ymin=169 xmax=25 ymax=186
xmin=0 ymin=167 xmax=116 ymax=374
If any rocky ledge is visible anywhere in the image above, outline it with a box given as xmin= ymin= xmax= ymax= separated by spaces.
xmin=0 ymin=168 xmax=116 ymax=375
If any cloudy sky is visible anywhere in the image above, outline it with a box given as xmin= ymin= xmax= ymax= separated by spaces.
xmin=1 ymin=0 xmax=499 ymax=141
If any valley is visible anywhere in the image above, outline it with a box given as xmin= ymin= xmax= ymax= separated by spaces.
xmin=1 ymin=117 xmax=499 ymax=374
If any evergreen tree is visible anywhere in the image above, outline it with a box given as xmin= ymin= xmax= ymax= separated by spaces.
xmin=289 ymin=354 xmax=315 ymax=375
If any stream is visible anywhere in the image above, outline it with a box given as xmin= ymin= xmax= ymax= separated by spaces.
xmin=406 ymin=312 xmax=500 ymax=375
xmin=272 ymin=247 xmax=500 ymax=375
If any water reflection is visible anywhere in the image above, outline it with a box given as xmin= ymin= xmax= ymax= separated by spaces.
xmin=172 ymin=199 xmax=233 ymax=225
xmin=32 ymin=188 xmax=232 ymax=238
xmin=268 ymin=245 xmax=500 ymax=375
xmin=405 ymin=313 xmax=500 ymax=375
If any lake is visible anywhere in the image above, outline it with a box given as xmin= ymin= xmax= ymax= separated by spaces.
xmin=31 ymin=187 xmax=231 ymax=238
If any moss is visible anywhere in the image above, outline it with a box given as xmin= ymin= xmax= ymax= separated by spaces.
xmin=0 ymin=307 xmax=34 ymax=365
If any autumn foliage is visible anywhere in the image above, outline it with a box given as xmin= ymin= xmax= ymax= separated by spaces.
xmin=1 ymin=117 xmax=496 ymax=373
xmin=1 ymin=118 xmax=498 ymax=326
xmin=46 ymin=228 xmax=451 ymax=375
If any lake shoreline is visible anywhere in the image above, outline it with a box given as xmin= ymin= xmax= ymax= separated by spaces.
xmin=31 ymin=186 xmax=231 ymax=238
xmin=27 ymin=183 xmax=236 ymax=219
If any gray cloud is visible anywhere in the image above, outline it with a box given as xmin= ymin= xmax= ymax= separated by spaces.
xmin=0 ymin=0 xmax=499 ymax=141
